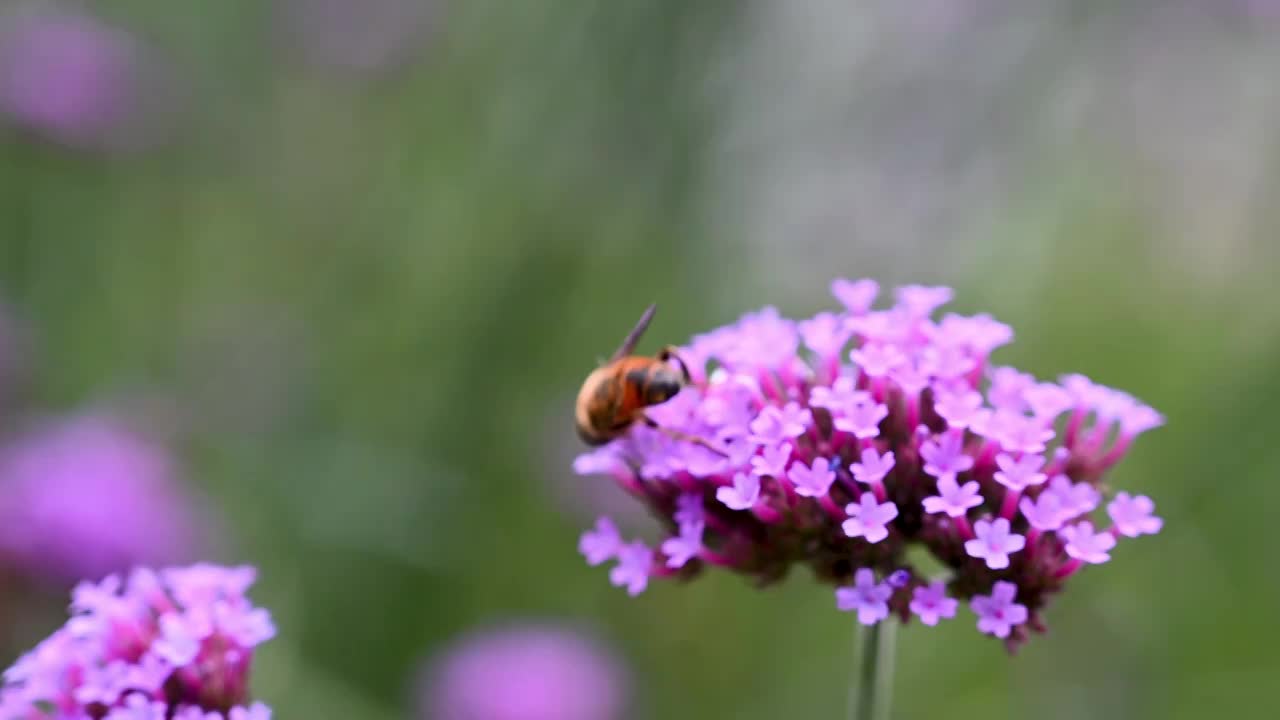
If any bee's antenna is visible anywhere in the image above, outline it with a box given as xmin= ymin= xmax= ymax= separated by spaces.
xmin=610 ymin=303 xmax=658 ymax=361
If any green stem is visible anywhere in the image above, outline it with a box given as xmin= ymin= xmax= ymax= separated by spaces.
xmin=848 ymin=620 xmax=897 ymax=720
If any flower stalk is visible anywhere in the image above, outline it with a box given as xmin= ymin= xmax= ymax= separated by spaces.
xmin=849 ymin=619 xmax=896 ymax=720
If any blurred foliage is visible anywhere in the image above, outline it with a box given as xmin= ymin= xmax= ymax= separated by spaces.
xmin=2 ymin=1 xmax=1279 ymax=719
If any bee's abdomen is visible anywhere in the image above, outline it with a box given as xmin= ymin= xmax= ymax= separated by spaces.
xmin=576 ymin=367 xmax=623 ymax=441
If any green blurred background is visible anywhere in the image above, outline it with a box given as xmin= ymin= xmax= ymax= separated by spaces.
xmin=2 ymin=1 xmax=1278 ymax=718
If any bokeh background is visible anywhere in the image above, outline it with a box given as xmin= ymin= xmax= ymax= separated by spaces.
xmin=1 ymin=1 xmax=1278 ymax=718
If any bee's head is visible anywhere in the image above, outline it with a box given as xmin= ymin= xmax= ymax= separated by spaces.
xmin=644 ymin=367 xmax=684 ymax=406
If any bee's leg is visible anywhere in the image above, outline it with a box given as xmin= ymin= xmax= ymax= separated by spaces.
xmin=657 ymin=345 xmax=692 ymax=384
xmin=641 ymin=414 xmax=727 ymax=457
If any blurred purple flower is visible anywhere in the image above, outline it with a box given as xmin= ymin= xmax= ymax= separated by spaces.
xmin=0 ymin=5 xmax=138 ymax=147
xmin=421 ymin=624 xmax=628 ymax=720
xmin=275 ymin=0 xmax=439 ymax=74
xmin=0 ymin=414 xmax=203 ymax=585
xmin=0 ymin=563 xmax=275 ymax=718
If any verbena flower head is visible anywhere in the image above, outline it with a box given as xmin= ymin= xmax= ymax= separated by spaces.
xmin=574 ymin=279 xmax=1163 ymax=652
xmin=0 ymin=414 xmax=203 ymax=585
xmin=419 ymin=624 xmax=627 ymax=720
xmin=0 ymin=563 xmax=274 ymax=718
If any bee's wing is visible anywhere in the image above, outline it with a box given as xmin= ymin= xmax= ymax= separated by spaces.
xmin=610 ymin=303 xmax=658 ymax=362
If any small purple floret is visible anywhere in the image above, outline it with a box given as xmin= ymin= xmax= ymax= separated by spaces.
xmin=910 ymin=580 xmax=959 ymax=626
xmin=849 ymin=448 xmax=895 ymax=487
xmin=1059 ymin=521 xmax=1116 ymax=565
xmin=972 ymin=581 xmax=1028 ymax=639
xmin=842 ymin=495 xmax=899 ymax=544
xmin=836 ymin=568 xmax=893 ymax=625
xmin=964 ymin=518 xmax=1025 ymax=570
xmin=609 ymin=542 xmax=652 ymax=596
xmin=716 ymin=473 xmax=761 ymax=511
xmin=750 ymin=441 xmax=792 ymax=479
xmin=1045 ymin=475 xmax=1100 ymax=518
xmin=833 ymin=399 xmax=889 ymax=439
xmin=922 ymin=475 xmax=984 ymax=518
xmin=993 ymin=453 xmax=1047 ymax=491
xmin=1019 ymin=492 xmax=1067 ymax=532
xmin=933 ymin=387 xmax=984 ymax=429
xmin=660 ymin=521 xmax=704 ymax=569
xmin=920 ymin=432 xmax=974 ymax=480
xmin=1107 ymin=492 xmax=1162 ymax=538
xmin=579 ymin=517 xmax=622 ymax=566
xmin=788 ymin=457 xmax=836 ymax=498
xmin=831 ymin=278 xmax=879 ymax=314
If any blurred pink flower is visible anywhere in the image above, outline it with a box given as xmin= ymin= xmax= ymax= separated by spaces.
xmin=0 ymin=414 xmax=204 ymax=585
xmin=420 ymin=624 xmax=628 ymax=720
xmin=0 ymin=5 xmax=137 ymax=147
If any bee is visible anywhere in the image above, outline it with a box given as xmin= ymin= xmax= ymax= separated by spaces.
xmin=575 ymin=304 xmax=722 ymax=453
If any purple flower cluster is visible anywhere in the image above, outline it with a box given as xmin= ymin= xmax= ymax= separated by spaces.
xmin=575 ymin=280 xmax=1163 ymax=650
xmin=0 ymin=563 xmax=274 ymax=719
